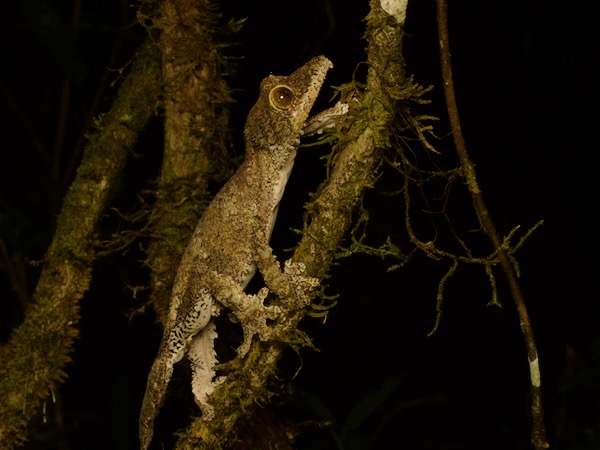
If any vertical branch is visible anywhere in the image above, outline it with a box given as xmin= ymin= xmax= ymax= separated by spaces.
xmin=145 ymin=0 xmax=231 ymax=326
xmin=0 ymin=39 xmax=161 ymax=448
xmin=434 ymin=1 xmax=549 ymax=448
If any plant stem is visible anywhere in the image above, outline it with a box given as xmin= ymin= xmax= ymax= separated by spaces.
xmin=434 ymin=1 xmax=549 ymax=448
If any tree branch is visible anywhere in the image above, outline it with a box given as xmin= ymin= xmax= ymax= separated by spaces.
xmin=434 ymin=1 xmax=549 ymax=448
xmin=145 ymin=0 xmax=233 ymax=326
xmin=0 ymin=39 xmax=161 ymax=448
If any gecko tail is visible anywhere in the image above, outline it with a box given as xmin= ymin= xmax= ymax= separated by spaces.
xmin=139 ymin=340 xmax=179 ymax=450
xmin=139 ymin=350 xmax=171 ymax=449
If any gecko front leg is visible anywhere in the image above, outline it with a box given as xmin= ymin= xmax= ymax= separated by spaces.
xmin=254 ymin=228 xmax=319 ymax=307
xmin=209 ymin=272 xmax=281 ymax=357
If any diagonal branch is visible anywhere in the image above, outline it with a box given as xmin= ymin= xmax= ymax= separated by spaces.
xmin=0 ymin=39 xmax=161 ymax=449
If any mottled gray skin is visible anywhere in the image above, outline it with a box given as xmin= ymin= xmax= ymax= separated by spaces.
xmin=139 ymin=56 xmax=332 ymax=450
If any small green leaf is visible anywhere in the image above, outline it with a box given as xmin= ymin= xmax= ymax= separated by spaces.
xmin=340 ymin=373 xmax=406 ymax=442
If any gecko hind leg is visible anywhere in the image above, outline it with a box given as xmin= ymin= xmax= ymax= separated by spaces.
xmin=139 ymin=289 xmax=214 ymax=449
xmin=188 ymin=319 xmax=225 ymax=420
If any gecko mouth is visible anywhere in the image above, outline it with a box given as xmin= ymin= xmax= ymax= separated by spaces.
xmin=303 ymin=100 xmax=349 ymax=136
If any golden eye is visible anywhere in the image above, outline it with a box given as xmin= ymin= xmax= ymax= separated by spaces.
xmin=269 ymin=86 xmax=294 ymax=109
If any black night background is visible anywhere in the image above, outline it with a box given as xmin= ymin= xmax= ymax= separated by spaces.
xmin=1 ymin=1 xmax=598 ymax=449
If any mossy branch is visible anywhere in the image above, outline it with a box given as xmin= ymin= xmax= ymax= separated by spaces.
xmin=0 ymin=39 xmax=161 ymax=448
xmin=175 ymin=1 xmax=411 ymax=448
xmin=142 ymin=0 xmax=234 ymax=326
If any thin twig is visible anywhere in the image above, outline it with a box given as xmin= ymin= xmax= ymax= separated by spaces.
xmin=434 ymin=1 xmax=549 ymax=448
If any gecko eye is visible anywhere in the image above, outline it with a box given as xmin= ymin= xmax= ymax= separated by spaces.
xmin=269 ymin=85 xmax=294 ymax=110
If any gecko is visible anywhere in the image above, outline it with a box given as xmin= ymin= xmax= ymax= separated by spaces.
xmin=139 ymin=55 xmax=335 ymax=450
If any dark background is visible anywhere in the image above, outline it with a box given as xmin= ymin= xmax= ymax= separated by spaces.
xmin=1 ymin=0 xmax=598 ymax=449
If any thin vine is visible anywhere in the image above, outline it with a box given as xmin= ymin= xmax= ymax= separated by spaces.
xmin=434 ymin=1 xmax=549 ymax=448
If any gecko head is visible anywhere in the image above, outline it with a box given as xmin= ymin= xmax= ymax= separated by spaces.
xmin=244 ymin=56 xmax=333 ymax=154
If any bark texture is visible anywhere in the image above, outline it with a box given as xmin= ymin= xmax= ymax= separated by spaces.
xmin=0 ymin=40 xmax=162 ymax=448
